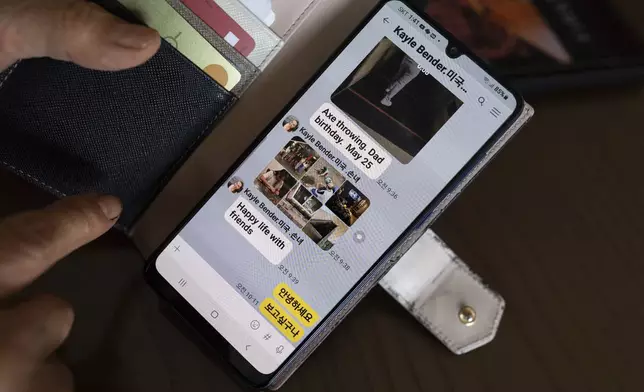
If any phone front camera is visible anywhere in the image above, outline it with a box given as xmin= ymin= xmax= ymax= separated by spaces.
xmin=446 ymin=45 xmax=461 ymax=59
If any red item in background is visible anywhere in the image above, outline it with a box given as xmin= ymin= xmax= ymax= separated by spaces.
xmin=182 ymin=0 xmax=256 ymax=56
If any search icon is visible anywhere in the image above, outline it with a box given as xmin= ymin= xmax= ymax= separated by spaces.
xmin=478 ymin=97 xmax=486 ymax=106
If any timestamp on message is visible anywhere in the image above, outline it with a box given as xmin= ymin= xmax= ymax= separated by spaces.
xmin=236 ymin=282 xmax=260 ymax=306
xmin=278 ymin=265 xmax=300 ymax=285
xmin=329 ymin=250 xmax=351 ymax=271
xmin=377 ymin=179 xmax=399 ymax=200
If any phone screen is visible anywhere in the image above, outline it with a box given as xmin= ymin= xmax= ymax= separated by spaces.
xmin=154 ymin=0 xmax=518 ymax=376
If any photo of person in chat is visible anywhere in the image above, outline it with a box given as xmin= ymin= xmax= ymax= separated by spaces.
xmin=326 ymin=183 xmax=371 ymax=226
xmin=301 ymin=160 xmax=346 ymax=204
xmin=276 ymin=137 xmax=321 ymax=179
xmin=255 ymin=160 xmax=298 ymax=204
xmin=260 ymin=169 xmax=287 ymax=195
xmin=330 ymin=37 xmax=462 ymax=164
xmin=295 ymin=155 xmax=315 ymax=174
xmin=380 ymin=54 xmax=421 ymax=107
xmin=227 ymin=176 xmax=244 ymax=193
xmin=282 ymin=115 xmax=300 ymax=132
xmin=309 ymin=177 xmax=339 ymax=204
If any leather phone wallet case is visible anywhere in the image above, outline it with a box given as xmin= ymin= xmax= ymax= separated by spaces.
xmin=0 ymin=0 xmax=236 ymax=231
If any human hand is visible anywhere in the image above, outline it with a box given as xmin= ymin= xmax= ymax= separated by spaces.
xmin=0 ymin=194 xmax=122 ymax=392
xmin=0 ymin=0 xmax=161 ymax=71
xmin=0 ymin=2 xmax=153 ymax=389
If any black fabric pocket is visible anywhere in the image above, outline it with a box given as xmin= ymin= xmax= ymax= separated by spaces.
xmin=0 ymin=39 xmax=236 ymax=229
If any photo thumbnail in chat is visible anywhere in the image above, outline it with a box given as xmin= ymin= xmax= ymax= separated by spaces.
xmin=302 ymin=207 xmax=349 ymax=251
xmin=254 ymin=160 xmax=298 ymax=205
xmin=227 ymin=176 xmax=245 ymax=194
xmin=300 ymin=159 xmax=345 ymax=204
xmin=257 ymin=138 xmax=370 ymax=250
xmin=331 ymin=37 xmax=462 ymax=164
xmin=282 ymin=115 xmax=301 ymax=133
xmin=325 ymin=182 xmax=370 ymax=227
xmin=275 ymin=137 xmax=320 ymax=180
xmin=278 ymin=183 xmax=323 ymax=229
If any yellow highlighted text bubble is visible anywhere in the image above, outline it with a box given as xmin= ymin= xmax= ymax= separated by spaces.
xmin=273 ymin=283 xmax=319 ymax=327
xmin=260 ymin=298 xmax=303 ymax=343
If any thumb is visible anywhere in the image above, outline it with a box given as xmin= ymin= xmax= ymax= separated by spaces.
xmin=0 ymin=296 xmax=74 ymax=391
xmin=0 ymin=0 xmax=160 ymax=71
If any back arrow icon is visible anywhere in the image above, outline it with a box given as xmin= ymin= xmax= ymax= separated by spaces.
xmin=245 ymin=345 xmax=251 ymax=351
xmin=383 ymin=17 xmax=390 ymax=23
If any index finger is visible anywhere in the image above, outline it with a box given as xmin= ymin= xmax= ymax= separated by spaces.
xmin=0 ymin=194 xmax=122 ymax=296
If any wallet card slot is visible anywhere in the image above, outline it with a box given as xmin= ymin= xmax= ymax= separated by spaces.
xmin=271 ymin=0 xmax=321 ymax=40
xmin=210 ymin=0 xmax=284 ymax=69
xmin=164 ymin=0 xmax=260 ymax=96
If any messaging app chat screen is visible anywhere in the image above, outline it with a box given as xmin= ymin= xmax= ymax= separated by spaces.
xmin=156 ymin=1 xmax=516 ymax=374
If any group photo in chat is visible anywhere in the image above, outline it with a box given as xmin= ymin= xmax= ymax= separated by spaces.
xmin=330 ymin=37 xmax=462 ymax=164
xmin=254 ymin=135 xmax=371 ymax=250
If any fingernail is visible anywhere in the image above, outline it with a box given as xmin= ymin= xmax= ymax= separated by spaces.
xmin=97 ymin=195 xmax=123 ymax=220
xmin=109 ymin=23 xmax=159 ymax=49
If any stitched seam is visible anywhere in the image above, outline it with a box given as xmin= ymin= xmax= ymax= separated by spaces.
xmin=0 ymin=93 xmax=235 ymax=233
xmin=283 ymin=0 xmax=321 ymax=40
xmin=120 ymin=95 xmax=236 ymax=232
xmin=257 ymin=0 xmax=321 ymax=68
xmin=0 ymin=64 xmax=70 ymax=197
xmin=0 ymin=61 xmax=20 ymax=90
xmin=419 ymin=258 xmax=504 ymax=350
xmin=126 ymin=96 xmax=238 ymax=233
xmin=259 ymin=39 xmax=284 ymax=69
xmin=418 ymin=253 xmax=459 ymax=346
xmin=157 ymin=96 xmax=237 ymax=186
xmin=0 ymin=160 xmax=68 ymax=198
xmin=0 ymin=56 xmax=235 ymax=233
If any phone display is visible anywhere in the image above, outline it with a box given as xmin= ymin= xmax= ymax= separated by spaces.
xmin=148 ymin=0 xmax=523 ymax=386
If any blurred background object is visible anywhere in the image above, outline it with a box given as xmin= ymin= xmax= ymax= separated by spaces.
xmin=411 ymin=0 xmax=644 ymax=94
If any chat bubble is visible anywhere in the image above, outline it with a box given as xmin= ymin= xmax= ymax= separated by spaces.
xmin=260 ymin=297 xmax=303 ymax=342
xmin=309 ymin=102 xmax=392 ymax=179
xmin=273 ymin=283 xmax=319 ymax=327
xmin=224 ymin=197 xmax=293 ymax=265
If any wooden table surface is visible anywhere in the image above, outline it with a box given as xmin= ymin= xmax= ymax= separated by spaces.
xmin=2 ymin=1 xmax=644 ymax=391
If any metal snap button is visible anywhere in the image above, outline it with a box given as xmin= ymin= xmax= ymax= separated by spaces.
xmin=458 ymin=305 xmax=476 ymax=326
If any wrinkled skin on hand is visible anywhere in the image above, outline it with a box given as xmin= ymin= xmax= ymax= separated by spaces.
xmin=0 ymin=1 xmax=161 ymax=390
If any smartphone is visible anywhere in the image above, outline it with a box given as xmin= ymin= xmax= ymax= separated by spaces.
xmin=146 ymin=1 xmax=532 ymax=389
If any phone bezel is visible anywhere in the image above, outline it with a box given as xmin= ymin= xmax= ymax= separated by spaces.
xmin=145 ymin=0 xmax=525 ymax=388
